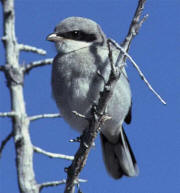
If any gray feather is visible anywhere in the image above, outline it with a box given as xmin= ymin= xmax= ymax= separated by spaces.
xmin=100 ymin=127 xmax=138 ymax=179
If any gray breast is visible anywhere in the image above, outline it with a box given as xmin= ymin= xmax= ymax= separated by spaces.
xmin=51 ymin=45 xmax=131 ymax=132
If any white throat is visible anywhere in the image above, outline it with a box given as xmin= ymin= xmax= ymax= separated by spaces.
xmin=55 ymin=39 xmax=92 ymax=54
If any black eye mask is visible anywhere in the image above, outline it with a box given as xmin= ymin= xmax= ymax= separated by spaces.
xmin=56 ymin=30 xmax=97 ymax=42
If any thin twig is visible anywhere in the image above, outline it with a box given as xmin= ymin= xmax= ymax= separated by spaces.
xmin=0 ymin=132 xmax=13 ymax=157
xmin=121 ymin=0 xmax=147 ymax=53
xmin=33 ymin=146 xmax=74 ymax=160
xmin=0 ymin=111 xmax=17 ymax=118
xmin=39 ymin=179 xmax=87 ymax=192
xmin=69 ymin=136 xmax=81 ymax=143
xmin=23 ymin=58 xmax=53 ymax=73
xmin=18 ymin=44 xmax=46 ymax=55
xmin=39 ymin=179 xmax=66 ymax=191
xmin=139 ymin=14 xmax=149 ymax=29
xmin=107 ymin=40 xmax=116 ymax=75
xmin=72 ymin=111 xmax=88 ymax=120
xmin=29 ymin=113 xmax=61 ymax=121
xmin=109 ymin=39 xmax=166 ymax=105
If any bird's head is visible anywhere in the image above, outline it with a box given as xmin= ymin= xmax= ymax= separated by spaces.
xmin=47 ymin=17 xmax=106 ymax=54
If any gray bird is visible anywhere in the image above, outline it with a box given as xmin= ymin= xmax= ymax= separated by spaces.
xmin=47 ymin=17 xmax=138 ymax=179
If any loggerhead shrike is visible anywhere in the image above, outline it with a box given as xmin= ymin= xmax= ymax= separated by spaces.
xmin=47 ymin=17 xmax=138 ymax=179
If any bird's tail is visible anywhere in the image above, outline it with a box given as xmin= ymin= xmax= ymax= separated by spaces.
xmin=100 ymin=127 xmax=139 ymax=179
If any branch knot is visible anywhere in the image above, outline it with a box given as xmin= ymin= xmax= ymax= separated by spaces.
xmin=4 ymin=65 xmax=24 ymax=86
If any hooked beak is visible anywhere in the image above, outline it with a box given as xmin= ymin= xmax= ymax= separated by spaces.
xmin=46 ymin=33 xmax=62 ymax=42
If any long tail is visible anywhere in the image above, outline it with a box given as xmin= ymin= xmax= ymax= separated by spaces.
xmin=100 ymin=127 xmax=139 ymax=179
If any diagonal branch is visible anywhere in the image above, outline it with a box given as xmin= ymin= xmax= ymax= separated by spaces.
xmin=18 ymin=44 xmax=47 ymax=55
xmin=121 ymin=0 xmax=147 ymax=53
xmin=0 ymin=132 xmax=13 ymax=157
xmin=23 ymin=58 xmax=53 ymax=74
xmin=109 ymin=39 xmax=166 ymax=105
xmin=29 ymin=113 xmax=61 ymax=122
xmin=33 ymin=146 xmax=74 ymax=161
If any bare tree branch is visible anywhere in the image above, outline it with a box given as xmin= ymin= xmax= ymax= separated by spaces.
xmin=0 ymin=111 xmax=17 ymax=118
xmin=23 ymin=58 xmax=53 ymax=73
xmin=39 ymin=179 xmax=87 ymax=192
xmin=64 ymin=1 xmax=147 ymax=192
xmin=29 ymin=113 xmax=61 ymax=121
xmin=18 ymin=44 xmax=47 ymax=55
xmin=0 ymin=132 xmax=13 ymax=157
xmin=33 ymin=146 xmax=74 ymax=161
xmin=121 ymin=0 xmax=147 ymax=52
xmin=1 ymin=0 xmax=39 ymax=192
xmin=109 ymin=39 xmax=167 ymax=105
xmin=39 ymin=179 xmax=66 ymax=191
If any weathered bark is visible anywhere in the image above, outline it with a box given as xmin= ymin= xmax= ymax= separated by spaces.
xmin=1 ymin=0 xmax=39 ymax=192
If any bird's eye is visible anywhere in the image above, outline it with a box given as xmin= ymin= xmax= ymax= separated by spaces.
xmin=72 ymin=31 xmax=80 ymax=37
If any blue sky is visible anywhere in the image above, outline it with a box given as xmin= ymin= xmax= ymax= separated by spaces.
xmin=0 ymin=0 xmax=179 ymax=193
